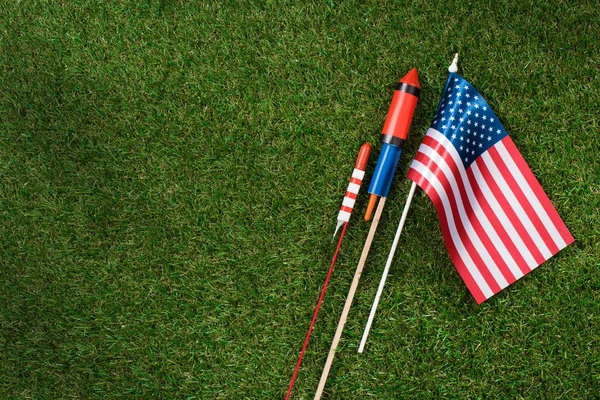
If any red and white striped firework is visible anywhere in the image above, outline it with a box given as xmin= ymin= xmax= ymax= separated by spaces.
xmin=333 ymin=143 xmax=371 ymax=240
xmin=286 ymin=143 xmax=371 ymax=400
xmin=406 ymin=71 xmax=574 ymax=304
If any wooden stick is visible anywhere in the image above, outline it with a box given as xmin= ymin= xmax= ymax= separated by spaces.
xmin=358 ymin=181 xmax=417 ymax=353
xmin=314 ymin=197 xmax=387 ymax=400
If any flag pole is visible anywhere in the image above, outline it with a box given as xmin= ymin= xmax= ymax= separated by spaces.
xmin=314 ymin=197 xmax=386 ymax=400
xmin=358 ymin=181 xmax=416 ymax=352
xmin=357 ymin=54 xmax=459 ymax=352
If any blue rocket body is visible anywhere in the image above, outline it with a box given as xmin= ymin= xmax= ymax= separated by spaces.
xmin=367 ymin=143 xmax=403 ymax=198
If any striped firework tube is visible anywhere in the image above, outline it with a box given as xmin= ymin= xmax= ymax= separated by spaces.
xmin=332 ymin=143 xmax=371 ymax=239
xmin=337 ymin=168 xmax=366 ymax=223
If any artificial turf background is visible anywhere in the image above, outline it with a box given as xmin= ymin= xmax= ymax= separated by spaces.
xmin=1 ymin=1 xmax=599 ymax=398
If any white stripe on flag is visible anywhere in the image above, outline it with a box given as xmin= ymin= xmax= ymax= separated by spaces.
xmin=469 ymin=161 xmax=539 ymax=269
xmin=480 ymin=152 xmax=553 ymax=260
xmin=496 ymin=141 xmax=567 ymax=249
xmin=428 ymin=131 xmax=525 ymax=279
xmin=411 ymin=159 xmax=494 ymax=298
xmin=418 ymin=142 xmax=509 ymax=287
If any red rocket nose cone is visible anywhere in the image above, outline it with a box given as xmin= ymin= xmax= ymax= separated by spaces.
xmin=400 ymin=68 xmax=420 ymax=89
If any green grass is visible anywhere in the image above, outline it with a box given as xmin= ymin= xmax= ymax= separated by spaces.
xmin=1 ymin=0 xmax=599 ymax=398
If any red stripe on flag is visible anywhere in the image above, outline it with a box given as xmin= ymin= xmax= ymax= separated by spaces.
xmin=501 ymin=137 xmax=574 ymax=246
xmin=474 ymin=157 xmax=547 ymax=266
xmin=407 ymin=168 xmax=487 ymax=304
xmin=414 ymin=151 xmax=504 ymax=293
xmin=421 ymin=136 xmax=517 ymax=284
xmin=465 ymin=167 xmax=532 ymax=276
xmin=488 ymin=145 xmax=560 ymax=255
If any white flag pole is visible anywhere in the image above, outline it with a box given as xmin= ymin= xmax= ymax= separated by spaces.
xmin=358 ymin=53 xmax=459 ymax=353
xmin=357 ymin=181 xmax=416 ymax=353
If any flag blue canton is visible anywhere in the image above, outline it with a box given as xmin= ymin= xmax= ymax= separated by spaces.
xmin=430 ymin=73 xmax=508 ymax=168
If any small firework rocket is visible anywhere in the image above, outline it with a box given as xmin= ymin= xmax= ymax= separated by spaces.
xmin=333 ymin=143 xmax=372 ymax=240
xmin=286 ymin=143 xmax=371 ymax=400
xmin=365 ymin=68 xmax=421 ymax=220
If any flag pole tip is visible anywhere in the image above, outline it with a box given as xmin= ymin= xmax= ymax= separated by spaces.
xmin=448 ymin=53 xmax=459 ymax=73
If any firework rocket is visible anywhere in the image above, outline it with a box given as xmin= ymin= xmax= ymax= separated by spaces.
xmin=364 ymin=68 xmax=421 ymax=220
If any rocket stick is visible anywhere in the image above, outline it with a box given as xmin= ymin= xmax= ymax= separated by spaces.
xmin=358 ymin=54 xmax=459 ymax=352
xmin=286 ymin=223 xmax=348 ymax=400
xmin=358 ymin=181 xmax=417 ymax=352
xmin=286 ymin=143 xmax=371 ymax=399
xmin=314 ymin=197 xmax=386 ymax=400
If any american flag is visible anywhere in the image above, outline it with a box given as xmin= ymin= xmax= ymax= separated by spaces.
xmin=407 ymin=73 xmax=574 ymax=304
